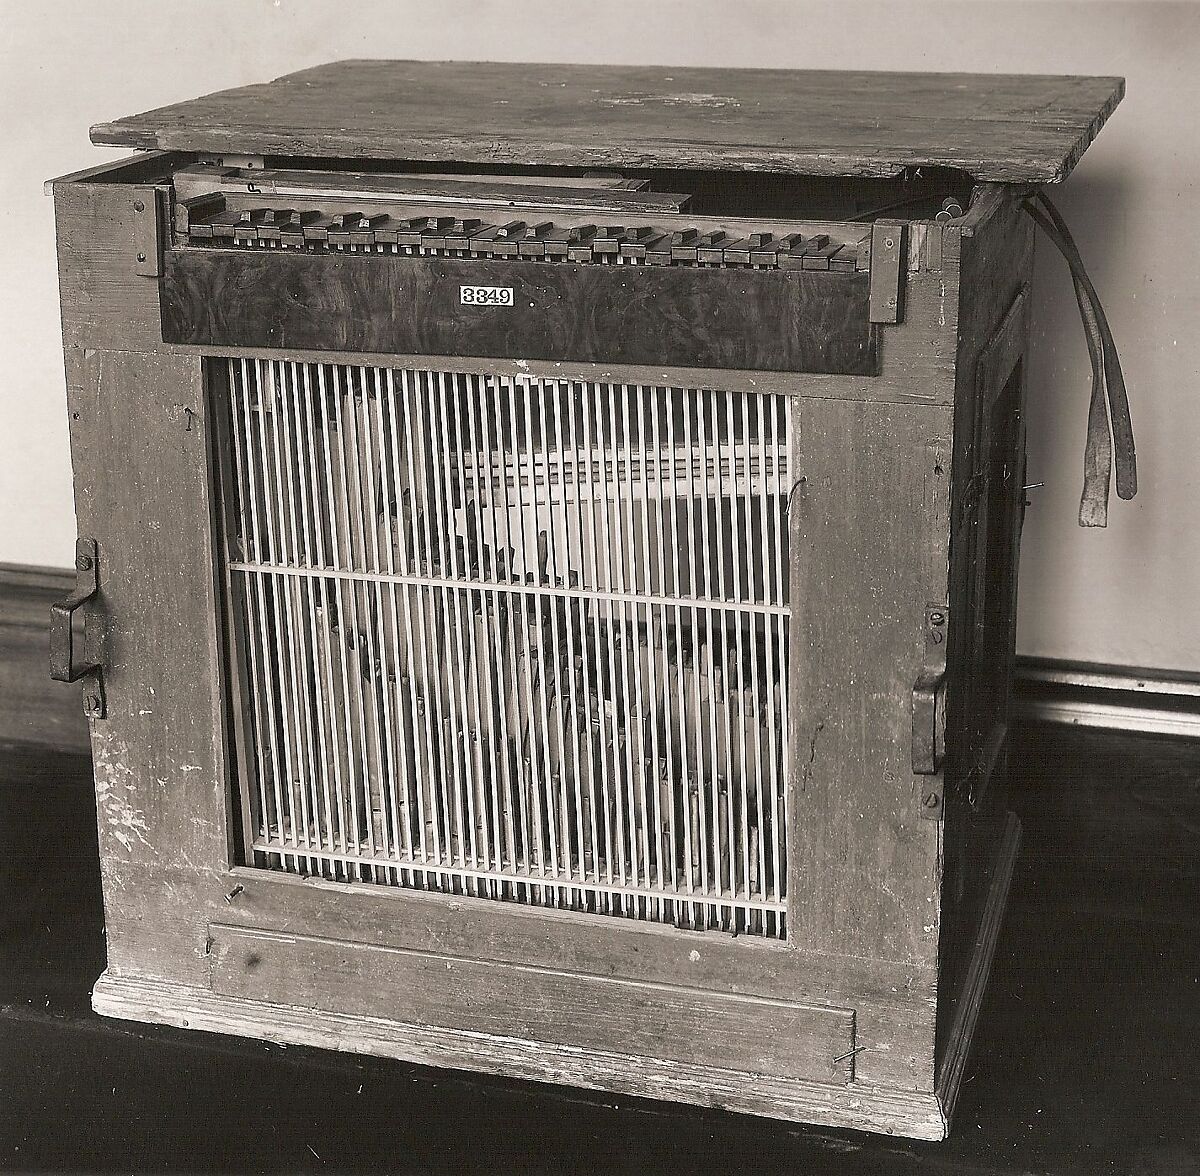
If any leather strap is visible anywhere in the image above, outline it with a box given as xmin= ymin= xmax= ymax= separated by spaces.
xmin=1022 ymin=193 xmax=1137 ymax=527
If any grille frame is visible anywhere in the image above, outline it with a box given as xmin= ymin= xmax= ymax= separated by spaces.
xmin=213 ymin=356 xmax=793 ymax=939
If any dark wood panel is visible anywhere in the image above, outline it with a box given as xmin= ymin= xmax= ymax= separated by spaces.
xmin=209 ymin=924 xmax=857 ymax=1086
xmin=160 ymin=249 xmax=878 ymax=375
xmin=0 ymin=565 xmax=90 ymax=753
xmin=936 ymin=191 xmax=1035 ymax=1081
xmin=0 ymin=565 xmax=75 ymax=633
xmin=92 ymin=61 xmax=1123 ymax=183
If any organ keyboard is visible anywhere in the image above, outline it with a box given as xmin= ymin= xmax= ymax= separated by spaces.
xmin=173 ymin=169 xmax=867 ymax=270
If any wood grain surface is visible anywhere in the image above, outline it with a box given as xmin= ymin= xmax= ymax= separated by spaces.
xmin=159 ymin=248 xmax=879 ymax=374
xmin=91 ymin=61 xmax=1124 ymax=183
xmin=92 ymin=972 xmax=948 ymax=1138
xmin=209 ymin=924 xmax=858 ymax=1085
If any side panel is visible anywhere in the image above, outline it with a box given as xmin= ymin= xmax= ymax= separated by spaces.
xmin=936 ymin=193 xmax=1035 ymax=1080
xmin=55 ymin=170 xmax=232 ymax=977
xmin=788 ymin=398 xmax=952 ymax=975
xmin=59 ymin=340 xmax=230 ymax=975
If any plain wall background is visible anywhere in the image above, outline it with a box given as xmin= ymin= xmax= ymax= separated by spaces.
xmin=2 ymin=0 xmax=1197 ymax=670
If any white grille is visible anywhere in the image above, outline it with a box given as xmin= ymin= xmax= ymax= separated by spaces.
xmin=219 ymin=358 xmax=791 ymax=937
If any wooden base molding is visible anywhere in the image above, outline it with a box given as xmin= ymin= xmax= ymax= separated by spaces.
xmin=92 ymin=971 xmax=948 ymax=1140
xmin=88 ymin=818 xmax=1018 ymax=1141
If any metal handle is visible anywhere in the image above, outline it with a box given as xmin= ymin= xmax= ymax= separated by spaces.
xmin=912 ymin=605 xmax=949 ymax=814
xmin=50 ymin=538 xmax=106 ymax=718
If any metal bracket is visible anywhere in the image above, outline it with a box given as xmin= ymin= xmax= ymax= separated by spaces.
xmin=912 ymin=603 xmax=949 ymax=814
xmin=212 ymin=155 xmax=265 ymax=170
xmin=50 ymin=538 xmax=106 ymax=719
xmin=868 ymin=221 xmax=908 ymax=324
xmin=132 ymin=188 xmax=163 ymax=277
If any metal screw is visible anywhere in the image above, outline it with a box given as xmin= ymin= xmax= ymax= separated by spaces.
xmin=133 ymin=199 xmax=145 ymax=213
xmin=136 ymin=252 xmax=147 ymax=263
xmin=924 ymin=791 xmax=941 ymax=809
xmin=884 ymin=237 xmax=895 ymax=250
xmin=930 ymin=611 xmax=945 ymax=626
xmin=76 ymin=553 xmax=93 ymax=571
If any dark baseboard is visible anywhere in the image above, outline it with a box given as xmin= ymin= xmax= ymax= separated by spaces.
xmin=1 ymin=563 xmax=1196 ymax=754
xmin=1014 ymin=657 xmax=1200 ymax=738
xmin=0 ymin=563 xmax=90 ymax=753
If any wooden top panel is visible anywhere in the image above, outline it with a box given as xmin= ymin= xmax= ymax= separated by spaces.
xmin=91 ymin=61 xmax=1123 ymax=183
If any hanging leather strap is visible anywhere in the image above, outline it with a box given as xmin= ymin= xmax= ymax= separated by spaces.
xmin=1022 ymin=192 xmax=1137 ymax=527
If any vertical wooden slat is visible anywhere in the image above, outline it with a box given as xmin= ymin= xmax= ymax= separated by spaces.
xmin=553 ymin=380 xmax=588 ymax=905
xmin=607 ymin=381 xmax=635 ymax=911
xmin=246 ymin=359 xmax=294 ymax=869
xmin=382 ymin=367 xmax=426 ymax=882
xmin=430 ymin=370 xmax=474 ymax=894
xmin=282 ymin=361 xmax=325 ymax=873
xmin=316 ymin=364 xmax=358 ymax=879
xmin=757 ymin=391 xmax=780 ymax=918
xmin=580 ymin=380 xmax=613 ymax=914
xmin=227 ymin=362 xmax=274 ymax=866
xmin=452 ymin=372 xmax=490 ymax=897
xmin=299 ymin=363 xmax=346 ymax=880
xmin=481 ymin=375 xmax=521 ymax=896
xmin=369 ymin=365 xmax=410 ymax=886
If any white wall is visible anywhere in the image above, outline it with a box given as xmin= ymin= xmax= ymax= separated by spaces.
xmin=2 ymin=0 xmax=1197 ymax=670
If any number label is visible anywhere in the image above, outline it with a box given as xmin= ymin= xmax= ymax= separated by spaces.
xmin=460 ymin=285 xmax=514 ymax=307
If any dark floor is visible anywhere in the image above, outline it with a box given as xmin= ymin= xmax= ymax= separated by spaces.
xmin=1 ymin=723 xmax=1198 ymax=1175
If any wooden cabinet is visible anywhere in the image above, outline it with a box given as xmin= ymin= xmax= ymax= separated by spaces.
xmin=49 ymin=62 xmax=1126 ymax=1139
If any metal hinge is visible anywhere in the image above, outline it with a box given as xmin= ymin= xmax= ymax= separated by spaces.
xmin=50 ymin=538 xmax=106 ymax=719
xmin=131 ymin=187 xmax=164 ymax=277
xmin=868 ymin=221 xmax=908 ymax=324
xmin=912 ymin=603 xmax=949 ymax=817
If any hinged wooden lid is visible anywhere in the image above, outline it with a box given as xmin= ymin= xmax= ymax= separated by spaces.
xmin=91 ymin=61 xmax=1123 ymax=184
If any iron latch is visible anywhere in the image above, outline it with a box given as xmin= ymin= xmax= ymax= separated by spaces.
xmin=912 ymin=603 xmax=949 ymax=814
xmin=50 ymin=538 xmax=106 ymax=719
